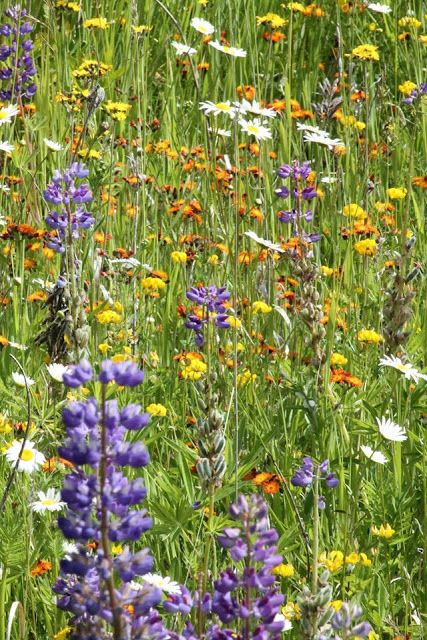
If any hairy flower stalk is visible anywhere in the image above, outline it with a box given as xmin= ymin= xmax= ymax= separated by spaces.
xmin=53 ymin=359 xmax=163 ymax=640
xmin=42 ymin=162 xmax=95 ymax=360
xmin=275 ymin=161 xmax=325 ymax=366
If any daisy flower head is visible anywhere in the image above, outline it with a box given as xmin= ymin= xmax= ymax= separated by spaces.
xmin=367 ymin=3 xmax=392 ymax=14
xmin=297 ymin=124 xmax=344 ymax=150
xmin=12 ymin=371 xmax=35 ymax=387
xmin=0 ymin=141 xmax=14 ymax=153
xmin=234 ymin=99 xmax=277 ymax=119
xmin=46 ymin=363 xmax=70 ymax=382
xmin=137 ymin=573 xmax=181 ymax=595
xmin=190 ymin=17 xmax=215 ymax=35
xmin=5 ymin=439 xmax=46 ymax=473
xmin=171 ymin=42 xmax=197 ymax=56
xmin=208 ymin=127 xmax=232 ymax=137
xmin=208 ymin=40 xmax=247 ymax=57
xmin=30 ymin=488 xmax=66 ymax=513
xmin=360 ymin=445 xmax=388 ymax=464
xmin=44 ymin=138 xmax=64 ymax=152
xmin=0 ymin=104 xmax=20 ymax=126
xmin=239 ymin=118 xmax=272 ymax=141
xmin=379 ymin=355 xmax=427 ymax=383
xmin=376 ymin=416 xmax=407 ymax=442
xmin=200 ymin=100 xmax=237 ymax=118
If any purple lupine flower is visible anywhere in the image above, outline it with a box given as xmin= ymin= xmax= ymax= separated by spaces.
xmin=292 ymin=457 xmax=339 ymax=493
xmin=0 ymin=5 xmax=37 ymax=101
xmin=331 ymin=602 xmax=371 ymax=638
xmin=402 ymin=82 xmax=427 ymax=105
xmin=43 ymin=163 xmax=94 ymax=253
xmin=185 ymin=285 xmax=232 ymax=346
xmin=54 ymin=359 xmax=173 ymax=639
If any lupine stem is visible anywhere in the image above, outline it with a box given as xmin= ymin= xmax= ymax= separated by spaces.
xmin=312 ymin=468 xmax=320 ymax=595
xmin=99 ymin=384 xmax=122 ymax=640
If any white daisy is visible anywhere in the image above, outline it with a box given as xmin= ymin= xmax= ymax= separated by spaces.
xmin=321 ymin=175 xmax=337 ymax=184
xmin=46 ymin=363 xmax=70 ymax=383
xmin=30 ymin=488 xmax=66 ymax=513
xmin=239 ymin=118 xmax=272 ymax=141
xmin=244 ymin=230 xmax=285 ymax=253
xmin=190 ymin=17 xmax=215 ymax=35
xmin=367 ymin=3 xmax=392 ymax=14
xmin=134 ymin=573 xmax=181 ymax=595
xmin=360 ymin=444 xmax=388 ymax=464
xmin=0 ymin=141 xmax=14 ymax=153
xmin=234 ymin=99 xmax=277 ymax=119
xmin=376 ymin=417 xmax=407 ymax=442
xmin=0 ymin=104 xmax=20 ymax=126
xmin=297 ymin=123 xmax=343 ymax=150
xmin=171 ymin=41 xmax=197 ymax=56
xmin=208 ymin=40 xmax=247 ymax=57
xmin=44 ymin=138 xmax=63 ymax=152
xmin=200 ymin=100 xmax=237 ymax=118
xmin=5 ymin=439 xmax=46 ymax=473
xmin=208 ymin=127 xmax=232 ymax=137
xmin=379 ymin=355 xmax=427 ymax=383
xmin=12 ymin=371 xmax=35 ymax=387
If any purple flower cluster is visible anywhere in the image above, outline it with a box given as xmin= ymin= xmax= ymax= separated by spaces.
xmin=276 ymin=160 xmax=318 ymax=224
xmin=53 ymin=359 xmax=166 ymax=640
xmin=0 ymin=5 xmax=37 ymax=101
xmin=44 ymin=162 xmax=94 ymax=253
xmin=186 ymin=285 xmax=231 ymax=346
xmin=291 ymin=458 xmax=338 ymax=508
xmin=331 ymin=603 xmax=372 ymax=639
xmin=402 ymin=82 xmax=427 ymax=105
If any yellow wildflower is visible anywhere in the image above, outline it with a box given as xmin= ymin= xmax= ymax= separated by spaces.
xmin=287 ymin=2 xmax=305 ymax=12
xmin=208 ymin=254 xmax=219 ymax=266
xmin=320 ymin=266 xmax=334 ymax=276
xmin=252 ymin=301 xmax=272 ymax=314
xmin=256 ymin=13 xmax=288 ymax=28
xmin=330 ymin=600 xmax=343 ymax=612
xmin=371 ymin=523 xmax=395 ymax=539
xmin=96 ymin=310 xmax=123 ymax=325
xmin=354 ymin=239 xmax=377 ymax=256
xmin=141 ymin=277 xmax=167 ymax=294
xmin=399 ymin=81 xmax=417 ymax=95
xmin=352 ymin=44 xmax=379 ymax=61
xmin=330 ymin=353 xmax=348 ymax=366
xmin=146 ymin=403 xmax=167 ymax=417
xmin=226 ymin=316 xmax=241 ymax=329
xmin=0 ymin=414 xmax=12 ymax=434
xmin=72 ymin=60 xmax=112 ymax=79
xmin=320 ymin=550 xmax=344 ymax=572
xmin=357 ymin=329 xmax=383 ymax=344
xmin=53 ymin=628 xmax=73 ymax=640
xmin=98 ymin=343 xmax=110 ymax=354
xmin=282 ymin=602 xmax=302 ymax=621
xmin=83 ymin=17 xmax=109 ymax=29
xmin=343 ymin=203 xmax=367 ymax=219
xmin=398 ymin=16 xmax=421 ymax=28
xmin=359 ymin=553 xmax=372 ymax=567
xmin=181 ymin=357 xmax=207 ymax=381
xmin=111 ymin=544 xmax=123 ymax=555
xmin=272 ymin=563 xmax=295 ymax=578
xmin=104 ymin=101 xmax=132 ymax=121
xmin=387 ymin=187 xmax=407 ymax=199
xmin=132 ymin=25 xmax=153 ymax=34
xmin=237 ymin=369 xmax=257 ymax=386
xmin=171 ymin=251 xmax=187 ymax=264
xmin=345 ymin=552 xmax=359 ymax=564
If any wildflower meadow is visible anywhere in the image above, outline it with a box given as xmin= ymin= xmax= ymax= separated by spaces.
xmin=0 ymin=1 xmax=426 ymax=639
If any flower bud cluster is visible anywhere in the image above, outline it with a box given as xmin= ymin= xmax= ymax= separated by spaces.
xmin=44 ymin=162 xmax=94 ymax=254
xmin=186 ymin=285 xmax=231 ymax=346
xmin=0 ymin=4 xmax=37 ymax=100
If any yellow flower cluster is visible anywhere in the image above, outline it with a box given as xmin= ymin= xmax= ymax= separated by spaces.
xmin=83 ymin=17 xmax=109 ymax=29
xmin=171 ymin=251 xmax=187 ymax=264
xmin=330 ymin=352 xmax=348 ymax=366
xmin=354 ymin=238 xmax=377 ymax=256
xmin=146 ymin=403 xmax=167 ymax=417
xmin=343 ymin=204 xmax=367 ymax=219
xmin=282 ymin=602 xmax=301 ymax=621
xmin=272 ymin=563 xmax=295 ymax=577
xmin=352 ymin=44 xmax=380 ymax=61
xmin=357 ymin=329 xmax=383 ymax=344
xmin=72 ymin=60 xmax=112 ymax=79
xmin=256 ymin=13 xmax=288 ymax=28
xmin=387 ymin=187 xmax=407 ymax=200
xmin=237 ymin=369 xmax=257 ymax=386
xmin=181 ymin=355 xmax=207 ymax=381
xmin=398 ymin=16 xmax=421 ymax=29
xmin=141 ymin=277 xmax=167 ymax=294
xmin=252 ymin=300 xmax=272 ymax=314
xmin=399 ymin=81 xmax=417 ymax=95
xmin=320 ymin=550 xmax=372 ymax=572
xmin=104 ymin=101 xmax=132 ymax=121
xmin=371 ymin=523 xmax=395 ymax=539
xmin=96 ymin=302 xmax=123 ymax=325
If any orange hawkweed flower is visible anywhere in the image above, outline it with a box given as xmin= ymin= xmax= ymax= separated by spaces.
xmin=412 ymin=175 xmax=427 ymax=188
xmin=330 ymin=368 xmax=362 ymax=387
xmin=30 ymin=560 xmax=52 ymax=576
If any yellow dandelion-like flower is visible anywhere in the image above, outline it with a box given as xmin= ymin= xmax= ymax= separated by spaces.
xmin=371 ymin=523 xmax=395 ymax=539
xmin=330 ymin=353 xmax=348 ymax=366
xmin=96 ymin=310 xmax=123 ymax=325
xmin=399 ymin=81 xmax=417 ymax=95
xmin=352 ymin=44 xmax=380 ymax=61
xmin=272 ymin=563 xmax=295 ymax=578
xmin=83 ymin=17 xmax=109 ymax=29
xmin=146 ymin=403 xmax=167 ymax=417
xmin=398 ymin=16 xmax=421 ymax=29
xmin=387 ymin=187 xmax=407 ymax=199
xmin=252 ymin=300 xmax=272 ymax=314
xmin=343 ymin=204 xmax=367 ymax=219
xmin=357 ymin=329 xmax=383 ymax=344
xmin=354 ymin=238 xmax=377 ymax=256
xmin=171 ymin=251 xmax=187 ymax=264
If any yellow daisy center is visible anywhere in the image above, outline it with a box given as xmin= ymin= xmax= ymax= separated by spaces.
xmin=41 ymin=499 xmax=57 ymax=506
xmin=215 ymin=102 xmax=231 ymax=111
xmin=21 ymin=449 xmax=35 ymax=461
